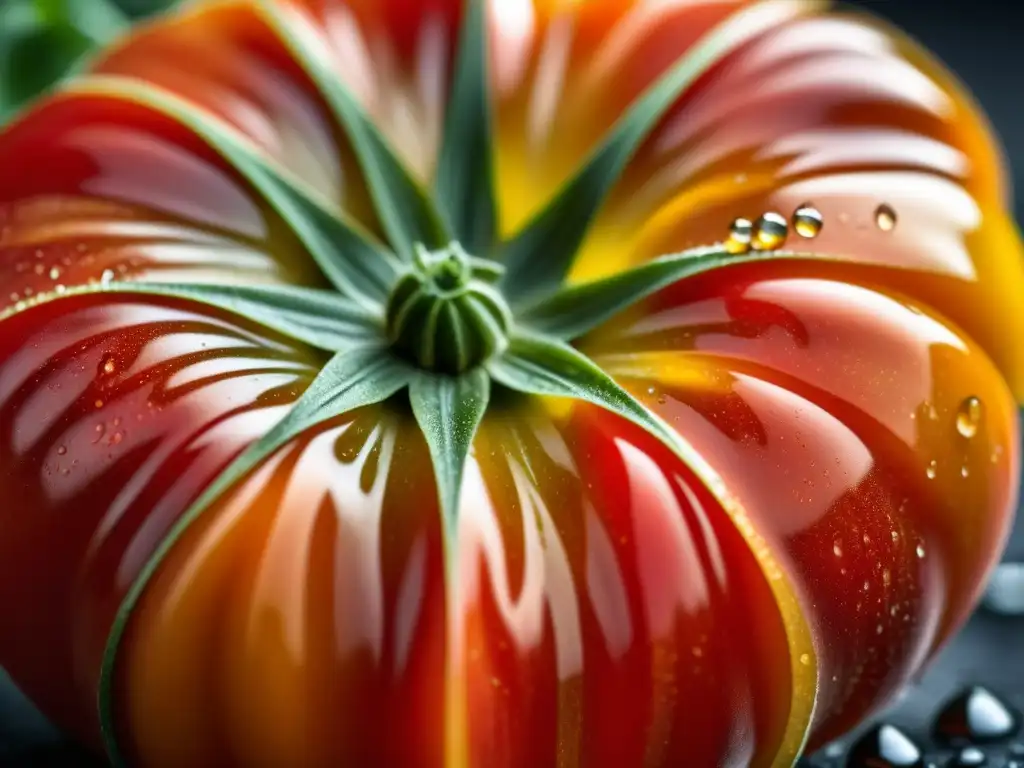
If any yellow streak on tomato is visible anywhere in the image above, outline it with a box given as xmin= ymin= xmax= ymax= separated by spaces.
xmin=444 ymin=580 xmax=469 ymax=768
xmin=568 ymin=172 xmax=783 ymax=285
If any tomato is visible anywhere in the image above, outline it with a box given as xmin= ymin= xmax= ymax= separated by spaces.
xmin=0 ymin=1 xmax=1020 ymax=766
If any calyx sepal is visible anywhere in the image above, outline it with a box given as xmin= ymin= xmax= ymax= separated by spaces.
xmin=386 ymin=242 xmax=512 ymax=374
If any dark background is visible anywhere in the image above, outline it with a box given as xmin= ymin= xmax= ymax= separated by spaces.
xmin=2 ymin=1 xmax=1023 ymax=765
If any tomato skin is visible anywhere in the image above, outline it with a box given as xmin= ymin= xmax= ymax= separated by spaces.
xmin=102 ymin=401 xmax=793 ymax=768
xmin=0 ymin=295 xmax=317 ymax=749
xmin=0 ymin=0 xmax=1021 ymax=766
xmin=587 ymin=267 xmax=1020 ymax=746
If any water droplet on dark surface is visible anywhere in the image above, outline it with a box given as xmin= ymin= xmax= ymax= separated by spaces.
xmin=949 ymin=746 xmax=987 ymax=766
xmin=846 ymin=724 xmax=923 ymax=767
xmin=934 ymin=687 xmax=1020 ymax=745
xmin=824 ymin=742 xmax=845 ymax=758
xmin=983 ymin=563 xmax=1024 ymax=616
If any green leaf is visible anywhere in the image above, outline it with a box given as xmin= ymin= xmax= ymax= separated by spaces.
xmin=36 ymin=0 xmax=129 ymax=44
xmin=497 ymin=4 xmax=797 ymax=304
xmin=0 ymin=22 xmax=92 ymax=123
xmin=67 ymin=280 xmax=383 ymax=352
xmin=488 ymin=333 xmax=697 ymax=468
xmin=110 ymin=0 xmax=180 ymax=18
xmin=99 ymin=345 xmax=413 ymax=765
xmin=409 ymin=370 xmax=490 ymax=537
xmin=434 ymin=0 xmax=497 ymax=255
xmin=518 ymin=247 xmax=820 ymax=340
xmin=0 ymin=0 xmax=131 ymax=126
xmin=256 ymin=0 xmax=449 ymax=260
xmin=76 ymin=77 xmax=403 ymax=308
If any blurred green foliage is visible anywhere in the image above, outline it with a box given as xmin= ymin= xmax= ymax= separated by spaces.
xmin=0 ymin=0 xmax=179 ymax=125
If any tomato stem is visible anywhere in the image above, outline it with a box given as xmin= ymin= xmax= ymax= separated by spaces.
xmin=385 ymin=242 xmax=512 ymax=375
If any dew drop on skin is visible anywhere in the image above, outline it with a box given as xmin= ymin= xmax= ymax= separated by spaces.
xmin=792 ymin=204 xmax=823 ymax=239
xmin=874 ymin=204 xmax=897 ymax=232
xmin=956 ymin=396 xmax=982 ymax=439
xmin=725 ymin=217 xmax=753 ymax=254
xmin=751 ymin=212 xmax=789 ymax=251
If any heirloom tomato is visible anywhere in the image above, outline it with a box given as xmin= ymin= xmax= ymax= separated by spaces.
xmin=0 ymin=0 xmax=1022 ymax=766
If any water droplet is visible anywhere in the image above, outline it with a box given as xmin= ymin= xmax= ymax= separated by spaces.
xmin=833 ymin=540 xmax=844 ymax=558
xmin=725 ymin=217 xmax=753 ymax=254
xmin=691 ymin=646 xmax=704 ymax=658
xmin=983 ymin=562 xmax=1024 ymax=616
xmin=56 ymin=445 xmax=67 ymax=455
xmin=949 ymin=747 xmax=987 ymax=767
xmin=847 ymin=724 xmax=923 ymax=767
xmin=824 ymin=742 xmax=844 ymax=758
xmin=916 ymin=544 xmax=927 ymax=559
xmin=94 ymin=399 xmax=104 ymax=409
xmin=934 ymin=686 xmax=1020 ymax=745
xmin=876 ymin=623 xmax=884 ymax=635
xmin=48 ymin=266 xmax=61 ymax=280
xmin=926 ymin=460 xmax=938 ymax=479
xmin=961 ymin=465 xmax=970 ymax=479
xmin=875 ymin=203 xmax=897 ymax=231
xmin=792 ymin=204 xmax=823 ymax=238
xmin=100 ymin=269 xmax=115 ymax=284
xmin=109 ymin=431 xmax=124 ymax=446
xmin=99 ymin=355 xmax=117 ymax=376
xmin=799 ymin=652 xmax=811 ymax=666
xmin=956 ymin=396 xmax=983 ymax=438
xmin=751 ymin=212 xmax=788 ymax=251
xmin=892 ymin=530 xmax=900 ymax=543
xmin=882 ymin=568 xmax=891 ymax=586
xmin=863 ymin=580 xmax=871 ymax=592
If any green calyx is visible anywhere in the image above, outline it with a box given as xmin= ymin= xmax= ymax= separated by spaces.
xmin=386 ymin=242 xmax=511 ymax=375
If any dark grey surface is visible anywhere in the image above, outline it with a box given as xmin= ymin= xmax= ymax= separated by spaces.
xmin=800 ymin=608 xmax=1024 ymax=766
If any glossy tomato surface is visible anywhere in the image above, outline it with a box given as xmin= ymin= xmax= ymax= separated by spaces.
xmin=0 ymin=1 xmax=1022 ymax=766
